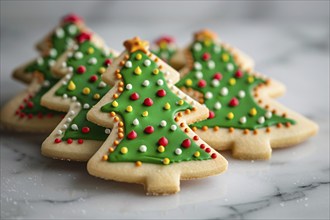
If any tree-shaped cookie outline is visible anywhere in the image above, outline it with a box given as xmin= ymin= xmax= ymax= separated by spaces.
xmin=87 ymin=37 xmax=227 ymax=195
xmin=176 ymin=30 xmax=318 ymax=159
xmin=40 ymin=36 xmax=117 ymax=161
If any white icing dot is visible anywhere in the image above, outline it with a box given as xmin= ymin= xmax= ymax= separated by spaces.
xmin=227 ymin=63 xmax=234 ymax=71
xmin=139 ymin=145 xmax=147 ymax=153
xmin=144 ymin=59 xmax=151 ymax=66
xmin=220 ymin=87 xmax=229 ymax=96
xmin=105 ymin=128 xmax=111 ymax=134
xmin=265 ymin=111 xmax=272 ymax=119
xmin=63 ymin=94 xmax=68 ymax=99
xmin=193 ymin=43 xmax=202 ymax=51
xmin=69 ymin=110 xmax=75 ymax=116
xmin=211 ymin=79 xmax=220 ymax=87
xmin=61 ymin=62 xmax=67 ymax=68
xmin=175 ymin=148 xmax=182 ymax=155
xmin=102 ymin=48 xmax=110 ymax=56
xmin=126 ymin=84 xmax=133 ymax=90
xmin=205 ymin=91 xmax=213 ymax=99
xmin=49 ymin=48 xmax=57 ymax=58
xmin=195 ymin=71 xmax=203 ymax=79
xmin=214 ymin=45 xmax=221 ymax=53
xmin=238 ymin=90 xmax=246 ymax=98
xmin=62 ymin=124 xmax=68 ymax=129
xmin=73 ymin=44 xmax=79 ymax=50
xmin=132 ymin=118 xmax=139 ymax=126
xmin=83 ymin=103 xmax=90 ymax=109
xmin=71 ymin=96 xmax=77 ymax=102
xmin=240 ymin=116 xmax=247 ymax=124
xmin=62 ymin=80 xmax=68 ymax=85
xmin=258 ymin=116 xmax=265 ymax=124
xmin=98 ymin=81 xmax=107 ymax=88
xmin=208 ymin=60 xmax=215 ymax=69
xmin=37 ymin=57 xmax=44 ymax=66
xmin=74 ymin=52 xmax=83 ymax=60
xmin=43 ymin=80 xmax=50 ymax=87
xmin=170 ymin=124 xmax=177 ymax=131
xmin=214 ymin=102 xmax=221 ymax=110
xmin=88 ymin=57 xmax=97 ymax=65
xmin=55 ymin=28 xmax=64 ymax=38
xmin=76 ymin=102 xmax=81 ymax=107
xmin=142 ymin=80 xmax=150 ymax=87
xmin=125 ymin=61 xmax=132 ymax=68
xmin=68 ymin=25 xmax=78 ymax=35
xmin=167 ymin=79 xmax=173 ymax=84
xmin=66 ymin=117 xmax=72 ymax=123
xmin=65 ymin=74 xmax=71 ymax=79
xmin=164 ymin=71 xmax=170 ymax=76
xmin=160 ymin=120 xmax=167 ymax=127
xmin=48 ymin=60 xmax=55 ymax=67
xmin=194 ymin=62 xmax=202 ymax=70
xmin=57 ymin=130 xmax=63 ymax=135
xmin=160 ymin=52 xmax=168 ymax=59
xmin=67 ymin=66 xmax=74 ymax=72
xmin=71 ymin=124 xmax=78 ymax=130
xmin=157 ymin=79 xmax=164 ymax=86
xmin=67 ymin=52 xmax=73 ymax=58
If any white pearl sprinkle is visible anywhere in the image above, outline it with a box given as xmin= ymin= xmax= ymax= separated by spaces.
xmin=240 ymin=116 xmax=247 ymax=124
xmin=139 ymin=145 xmax=147 ymax=153
xmin=194 ymin=43 xmax=202 ymax=51
xmin=126 ymin=84 xmax=132 ymax=90
xmin=74 ymin=52 xmax=83 ymax=60
xmin=73 ymin=44 xmax=79 ymax=50
xmin=63 ymin=94 xmax=68 ymax=99
xmin=220 ymin=87 xmax=229 ymax=96
xmin=258 ymin=116 xmax=265 ymax=124
xmin=57 ymin=130 xmax=63 ymax=135
xmin=83 ymin=103 xmax=90 ymax=109
xmin=105 ymin=128 xmax=111 ymax=134
xmin=132 ymin=118 xmax=139 ymax=126
xmin=69 ymin=110 xmax=75 ymax=116
xmin=125 ymin=61 xmax=132 ymax=68
xmin=164 ymin=71 xmax=170 ymax=76
xmin=144 ymin=59 xmax=151 ymax=66
xmin=62 ymin=124 xmax=68 ymax=129
xmin=71 ymin=96 xmax=77 ymax=102
xmin=265 ymin=111 xmax=272 ymax=119
xmin=37 ymin=57 xmax=44 ymax=66
xmin=205 ymin=91 xmax=213 ymax=99
xmin=175 ymin=148 xmax=182 ymax=155
xmin=43 ymin=80 xmax=50 ymax=87
xmin=208 ymin=60 xmax=215 ymax=69
xmin=142 ymin=80 xmax=150 ymax=87
xmin=170 ymin=124 xmax=177 ymax=131
xmin=55 ymin=28 xmax=64 ymax=38
xmin=71 ymin=124 xmax=78 ymax=130
xmin=167 ymin=79 xmax=173 ymax=84
xmin=75 ymin=102 xmax=81 ymax=107
xmin=66 ymin=117 xmax=72 ymax=123
xmin=67 ymin=66 xmax=73 ymax=72
xmin=88 ymin=57 xmax=97 ymax=65
xmin=157 ymin=79 xmax=164 ymax=86
xmin=65 ymin=74 xmax=71 ymax=79
xmin=160 ymin=120 xmax=167 ymax=127
xmin=61 ymin=62 xmax=67 ymax=68
xmin=48 ymin=60 xmax=55 ymax=67
xmin=195 ymin=71 xmax=203 ymax=79
xmin=68 ymin=25 xmax=77 ymax=35
xmin=102 ymin=48 xmax=110 ymax=56
xmin=211 ymin=79 xmax=220 ymax=87
xmin=98 ymin=81 xmax=107 ymax=88
xmin=214 ymin=45 xmax=221 ymax=53
xmin=49 ymin=48 xmax=57 ymax=58
xmin=194 ymin=62 xmax=202 ymax=70
xmin=62 ymin=80 xmax=68 ymax=85
xmin=214 ymin=102 xmax=221 ymax=110
xmin=227 ymin=63 xmax=234 ymax=71
xmin=238 ymin=90 xmax=246 ymax=98
xmin=67 ymin=52 xmax=73 ymax=58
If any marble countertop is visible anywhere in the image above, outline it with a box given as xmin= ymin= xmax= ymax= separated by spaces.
xmin=1 ymin=19 xmax=329 ymax=219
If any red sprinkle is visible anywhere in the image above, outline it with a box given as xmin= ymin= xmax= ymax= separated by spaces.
xmin=62 ymin=14 xmax=83 ymax=23
xmin=200 ymin=144 xmax=206 ymax=149
xmin=47 ymin=113 xmax=53 ymax=118
xmin=144 ymin=126 xmax=154 ymax=134
xmin=193 ymin=136 xmax=199 ymax=141
xmin=78 ymin=139 xmax=84 ymax=144
xmin=19 ymin=113 xmax=25 ymax=118
xmin=208 ymin=110 xmax=215 ymax=119
xmin=155 ymin=36 xmax=175 ymax=45
xmin=202 ymin=52 xmax=211 ymax=61
xmin=156 ymin=89 xmax=166 ymax=97
xmin=213 ymin=73 xmax=223 ymax=80
xmin=77 ymin=66 xmax=86 ymax=74
xmin=28 ymin=114 xmax=33 ymax=119
xmin=54 ymin=138 xmax=62 ymax=143
xmin=198 ymin=79 xmax=207 ymax=88
xmin=211 ymin=153 xmax=217 ymax=159
xmin=229 ymin=97 xmax=239 ymax=107
xmin=67 ymin=138 xmax=73 ymax=144
xmin=82 ymin=127 xmax=90 ymax=133
xmin=27 ymin=101 xmax=34 ymax=108
xmin=235 ymin=70 xmax=244 ymax=78
xmin=158 ymin=137 xmax=168 ymax=146
xmin=38 ymin=113 xmax=43 ymax=118
xmin=104 ymin=59 xmax=112 ymax=66
xmin=181 ymin=139 xmax=191 ymax=148
xmin=127 ymin=130 xmax=137 ymax=139
xmin=130 ymin=92 xmax=139 ymax=101
xmin=143 ymin=98 xmax=153 ymax=106
xmin=205 ymin=148 xmax=211 ymax=153
xmin=89 ymin=75 xmax=98 ymax=82
xmin=19 ymin=105 xmax=24 ymax=110
xmin=76 ymin=32 xmax=92 ymax=44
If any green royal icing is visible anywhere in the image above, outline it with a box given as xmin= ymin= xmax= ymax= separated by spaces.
xmin=175 ymin=40 xmax=295 ymax=130
xmin=20 ymin=23 xmax=81 ymax=117
xmin=101 ymin=51 xmax=212 ymax=165
xmin=54 ymin=41 xmax=114 ymax=141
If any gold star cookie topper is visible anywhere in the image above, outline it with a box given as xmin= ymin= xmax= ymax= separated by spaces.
xmin=194 ymin=29 xmax=218 ymax=41
xmin=124 ymin=37 xmax=149 ymax=54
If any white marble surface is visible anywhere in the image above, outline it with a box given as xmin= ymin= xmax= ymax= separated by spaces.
xmin=1 ymin=9 xmax=329 ymax=220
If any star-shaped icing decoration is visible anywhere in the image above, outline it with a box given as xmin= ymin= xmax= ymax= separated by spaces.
xmin=194 ymin=29 xmax=218 ymax=41
xmin=124 ymin=37 xmax=149 ymax=54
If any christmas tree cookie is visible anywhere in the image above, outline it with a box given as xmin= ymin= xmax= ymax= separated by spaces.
xmin=176 ymin=30 xmax=318 ymax=160
xmin=40 ymin=35 xmax=116 ymax=161
xmin=0 ymin=14 xmax=104 ymax=132
xmin=87 ymin=37 xmax=227 ymax=195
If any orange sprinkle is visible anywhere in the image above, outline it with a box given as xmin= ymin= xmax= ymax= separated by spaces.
xmin=113 ymin=94 xmax=119 ymax=99
xmin=202 ymin=126 xmax=208 ymax=131
xmin=243 ymin=129 xmax=249 ymax=135
xmin=266 ymin=127 xmax=271 ymax=133
xmin=185 ymin=109 xmax=191 ymax=114
xmin=118 ymin=121 xmax=124 ymax=127
xmin=113 ymin=140 xmax=119 ymax=146
xmin=118 ymin=81 xmax=124 ymax=87
xmin=118 ymin=127 xmax=124 ymax=132
xmin=159 ymin=65 xmax=163 ymax=69
xmin=198 ymin=98 xmax=204 ymax=104
xmin=180 ymin=122 xmax=185 ymax=127
xmin=124 ymin=55 xmax=129 ymax=59
xmin=120 ymin=61 xmax=125 ymax=66
xmin=114 ymin=116 xmax=119 ymax=122
xmin=184 ymin=128 xmax=189 ymax=133
xmin=213 ymin=126 xmax=219 ymax=131
xmin=154 ymin=57 xmax=159 ymax=62
xmin=229 ymin=127 xmax=234 ymax=133
xmin=265 ymin=105 xmax=269 ymax=109
xmin=282 ymin=113 xmax=287 ymax=118
xmin=175 ymin=117 xmax=180 ymax=122
xmin=277 ymin=123 xmax=282 ymax=128
xmin=192 ymin=126 xmax=197 ymax=131
xmin=192 ymin=107 xmax=197 ymax=112
xmin=115 ymin=69 xmax=120 ymax=74
xmin=102 ymin=155 xmax=108 ymax=161
xmin=118 ymin=132 xmax=124 ymax=139
xmin=253 ymin=130 xmax=258 ymax=135
xmin=272 ymin=110 xmax=277 ymax=114
xmin=110 ymin=111 xmax=116 ymax=117
xmin=258 ymin=100 xmax=262 ymax=104
xmin=285 ymin=122 xmax=291 ymax=127
xmin=265 ymin=79 xmax=271 ymax=85
xmin=193 ymin=135 xmax=199 ymax=140
xmin=178 ymin=112 xmax=183 ymax=117
xmin=108 ymin=147 xmax=114 ymax=153
xmin=135 ymin=161 xmax=142 ymax=167
xmin=254 ymin=93 xmax=259 ymax=98
xmin=118 ymin=87 xmax=123 ymax=92
xmin=116 ymin=73 xmax=122 ymax=79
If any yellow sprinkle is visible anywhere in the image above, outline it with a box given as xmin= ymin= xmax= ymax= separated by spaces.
xmin=82 ymin=87 xmax=90 ymax=95
xmin=159 ymin=42 xmax=167 ymax=49
xmin=249 ymin=108 xmax=257 ymax=116
xmin=93 ymin=93 xmax=100 ymax=100
xmin=164 ymin=102 xmax=171 ymax=110
xmin=158 ymin=145 xmax=165 ymax=153
xmin=108 ymin=147 xmax=114 ymax=153
xmin=142 ymin=111 xmax=148 ymax=117
xmin=126 ymin=105 xmax=133 ymax=112
xmin=177 ymin=100 xmax=184 ymax=106
xmin=247 ymin=76 xmax=254 ymax=83
xmin=185 ymin=79 xmax=192 ymax=86
xmin=153 ymin=69 xmax=159 ymax=75
xmin=136 ymin=53 xmax=142 ymax=60
xmin=120 ymin=147 xmax=128 ymax=154
xmin=135 ymin=161 xmax=142 ymax=167
xmin=87 ymin=47 xmax=94 ymax=54
xmin=194 ymin=151 xmax=200 ymax=157
xmin=163 ymin=158 xmax=170 ymax=165
xmin=222 ymin=53 xmax=229 ymax=62
xmin=229 ymin=78 xmax=236 ymax=86
xmin=204 ymin=40 xmax=211 ymax=46
xmin=102 ymin=155 xmax=108 ymax=161
xmin=227 ymin=112 xmax=234 ymax=120
xmin=134 ymin=66 xmax=142 ymax=75
xmin=112 ymin=100 xmax=118 ymax=107
xmin=99 ymin=67 xmax=106 ymax=74
xmin=67 ymin=80 xmax=76 ymax=91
